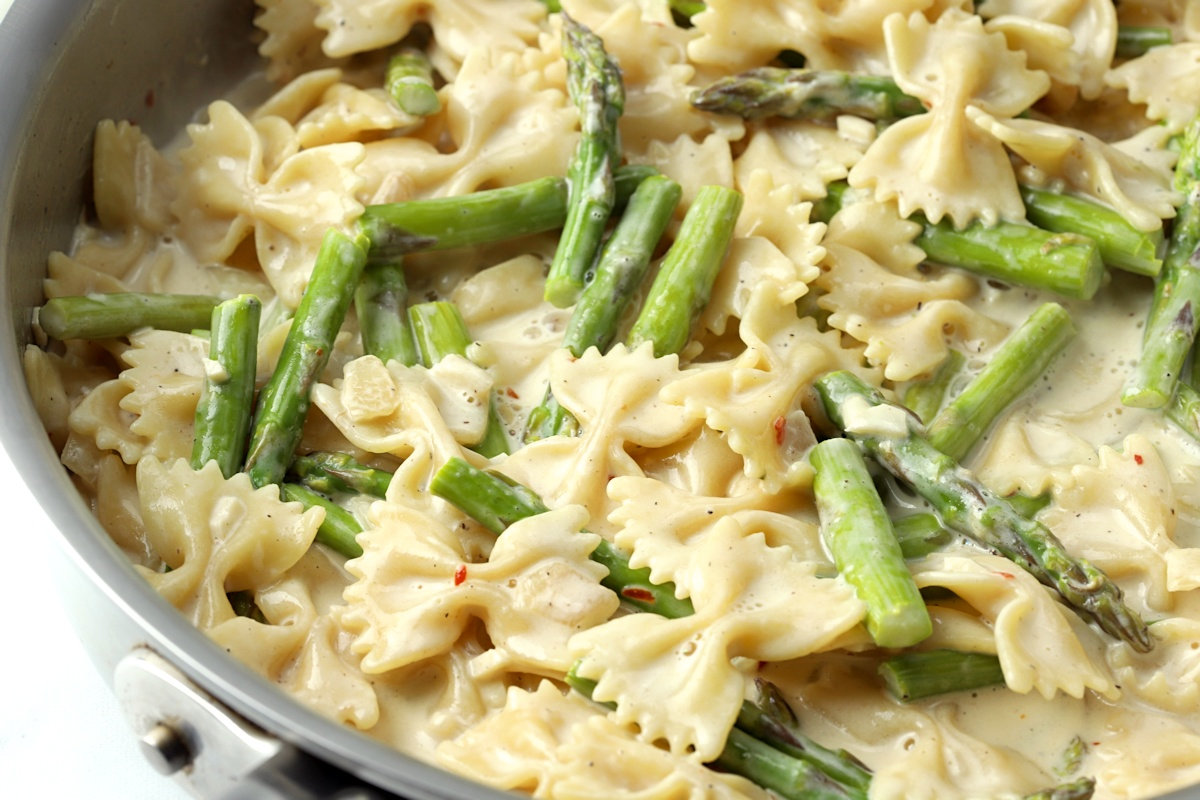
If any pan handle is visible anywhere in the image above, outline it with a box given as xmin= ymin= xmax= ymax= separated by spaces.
xmin=113 ymin=647 xmax=397 ymax=799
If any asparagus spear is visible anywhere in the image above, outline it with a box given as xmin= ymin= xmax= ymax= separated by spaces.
xmin=355 ymin=261 xmax=419 ymax=367
xmin=524 ymin=173 xmax=683 ymax=441
xmin=813 ymin=370 xmax=1153 ymax=652
xmin=1123 ymin=116 xmax=1200 ymax=408
xmin=191 ymin=294 xmax=261 ymax=479
xmin=626 ymin=184 xmax=744 ymax=357
xmin=811 ymin=437 xmax=932 ymax=648
xmin=877 ymin=649 xmax=1005 ymax=701
xmin=891 ymin=513 xmax=955 ymax=559
xmin=1024 ymin=778 xmax=1096 ymax=800
xmin=288 ymin=451 xmax=394 ymax=499
xmin=543 ymin=12 xmax=626 ymax=307
xmin=738 ymin=679 xmax=873 ymax=798
xmin=567 ymin=668 xmax=868 ymax=800
xmin=244 ymin=228 xmax=368 ymax=489
xmin=927 ymin=302 xmax=1075 ymax=461
xmin=38 ymin=292 xmax=221 ymax=340
xmin=408 ymin=301 xmax=509 ymax=458
xmin=279 ymin=482 xmax=365 ymax=559
xmin=1020 ymin=185 xmax=1162 ymax=277
xmin=384 ymin=48 xmax=441 ymax=117
xmin=916 ymin=216 xmax=1103 ymax=300
xmin=429 ymin=456 xmax=695 ymax=617
xmin=359 ymin=165 xmax=656 ymax=265
xmin=903 ymin=350 xmax=966 ymax=424
xmin=1115 ymin=25 xmax=1172 ymax=59
xmin=813 ymin=181 xmax=1105 ymax=299
xmin=692 ymin=67 xmax=926 ymax=121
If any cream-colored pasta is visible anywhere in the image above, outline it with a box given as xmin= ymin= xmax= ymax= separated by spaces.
xmin=30 ymin=2 xmax=1200 ymax=798
xmin=848 ymin=10 xmax=1051 ymax=228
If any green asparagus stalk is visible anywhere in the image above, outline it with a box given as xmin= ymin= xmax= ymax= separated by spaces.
xmin=280 ymin=482 xmax=365 ymax=559
xmin=891 ymin=513 xmax=954 ymax=560
xmin=355 ymin=261 xmax=419 ymax=367
xmin=1025 ymin=778 xmax=1096 ymax=800
xmin=1115 ymin=25 xmax=1172 ymax=59
xmin=38 ymin=292 xmax=221 ymax=340
xmin=927 ymin=303 xmax=1075 ymax=461
xmin=877 ymin=649 xmax=1005 ymax=701
xmin=811 ymin=438 xmax=932 ymax=648
xmin=429 ymin=456 xmax=695 ymax=617
xmin=626 ymin=185 xmax=744 ymax=357
xmin=566 ymin=667 xmax=868 ymax=800
xmin=813 ymin=181 xmax=1105 ymax=298
xmin=813 ymin=371 xmax=1153 ymax=652
xmin=408 ymin=301 xmax=509 ymax=457
xmin=227 ymin=589 xmax=267 ymax=623
xmin=543 ymin=12 xmax=626 ymax=307
xmin=244 ymin=228 xmax=368 ymax=489
xmin=524 ymin=174 xmax=683 ymax=442
xmin=916 ymin=217 xmax=1103 ymax=300
xmin=1123 ymin=116 xmax=1200 ymax=408
xmin=359 ymin=165 xmax=656 ymax=265
xmin=191 ymin=294 xmax=261 ymax=479
xmin=738 ymin=679 xmax=873 ymax=798
xmin=288 ymin=451 xmax=394 ymax=499
xmin=903 ymin=350 xmax=966 ymax=424
xmin=1020 ymin=185 xmax=1163 ymax=277
xmin=693 ymin=67 xmax=926 ymax=121
xmin=384 ymin=48 xmax=441 ymax=116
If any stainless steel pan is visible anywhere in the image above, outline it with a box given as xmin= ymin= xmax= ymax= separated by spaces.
xmin=0 ymin=1 xmax=515 ymax=796
xmin=1 ymin=1 xmax=1198 ymax=798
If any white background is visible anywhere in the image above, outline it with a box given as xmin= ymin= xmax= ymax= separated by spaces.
xmin=0 ymin=0 xmax=188 ymax=796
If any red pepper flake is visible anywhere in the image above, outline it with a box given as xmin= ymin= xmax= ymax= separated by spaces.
xmin=773 ymin=416 xmax=786 ymax=445
xmin=621 ymin=587 xmax=655 ymax=603
xmin=1134 ymin=453 xmax=1145 ymax=465
xmin=453 ymin=564 xmax=468 ymax=586
xmin=998 ymin=571 xmax=1015 ymax=579
xmin=505 ymin=387 xmax=519 ymax=399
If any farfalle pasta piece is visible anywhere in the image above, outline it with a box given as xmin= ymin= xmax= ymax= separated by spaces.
xmin=173 ymin=100 xmax=365 ymax=307
xmin=631 ymin=133 xmax=734 ymax=207
xmin=294 ymin=83 xmax=420 ymax=148
xmin=688 ymin=0 xmax=957 ymax=75
xmin=849 ymin=10 xmax=1050 ymax=228
xmin=817 ymin=200 xmax=1006 ymax=381
xmin=341 ymin=503 xmax=618 ymax=676
xmin=357 ymin=41 xmax=577 ymax=201
xmin=968 ymin=108 xmax=1179 ymax=231
xmin=66 ymin=330 xmax=207 ymax=466
xmin=1092 ymin=713 xmax=1200 ymax=798
xmin=568 ymin=476 xmax=863 ymax=761
xmin=313 ymin=0 xmax=544 ymax=62
xmin=134 ymin=458 xmax=323 ymax=630
xmin=119 ymin=329 xmax=210 ymax=464
xmin=92 ymin=120 xmax=175 ymax=234
xmin=1108 ymin=43 xmax=1200 ymax=130
xmin=670 ymin=284 xmax=859 ymax=488
xmin=1039 ymin=435 xmax=1193 ymax=609
xmin=978 ymin=0 xmax=1118 ymax=99
xmin=436 ymin=681 xmax=770 ymax=800
xmin=254 ymin=0 xmax=339 ymax=82
xmin=912 ymin=553 xmax=1115 ymax=699
xmin=733 ymin=120 xmax=869 ymax=204
xmin=569 ymin=531 xmax=863 ymax=760
xmin=1108 ymin=616 xmax=1200 ymax=713
xmin=540 ymin=343 xmax=701 ymax=513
